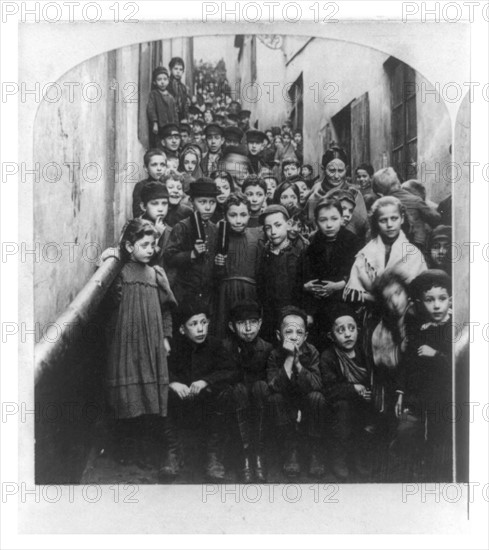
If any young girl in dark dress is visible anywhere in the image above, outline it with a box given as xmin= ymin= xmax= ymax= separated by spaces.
xmin=104 ymin=219 xmax=177 ymax=465
xmin=212 ymin=192 xmax=262 ymax=339
xmin=296 ymin=198 xmax=361 ymax=351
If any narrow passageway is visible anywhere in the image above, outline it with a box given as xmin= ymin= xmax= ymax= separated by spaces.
xmin=34 ymin=32 xmax=467 ymax=486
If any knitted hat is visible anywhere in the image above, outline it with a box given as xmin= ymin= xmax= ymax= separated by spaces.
xmin=152 ymin=66 xmax=168 ymax=81
xmin=140 ymin=182 xmax=169 ymax=204
xmin=176 ymin=298 xmax=210 ymax=326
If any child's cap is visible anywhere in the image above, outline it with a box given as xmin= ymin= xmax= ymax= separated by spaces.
xmin=140 ymin=182 xmax=169 ymax=204
xmin=189 ymin=105 xmax=202 ymax=116
xmin=277 ymin=306 xmax=308 ymax=331
xmin=259 ymin=204 xmax=289 ymax=225
xmin=226 ymin=113 xmax=239 ymax=123
xmin=193 ymin=118 xmax=205 ymax=128
xmin=246 ymin=129 xmax=267 ymax=143
xmin=430 ymin=225 xmax=451 ymax=243
xmin=271 ymin=126 xmax=282 ymax=136
xmin=239 ymin=109 xmax=251 ymax=119
xmin=372 ymin=167 xmax=400 ymax=195
xmin=159 ymin=123 xmax=180 ymax=139
xmin=282 ymin=158 xmax=301 ymax=169
xmin=179 ymin=123 xmax=192 ymax=134
xmin=229 ymin=299 xmax=262 ymax=322
xmin=204 ymin=123 xmax=224 ymax=137
xmin=224 ymin=126 xmax=244 ymax=142
xmin=410 ymin=269 xmax=452 ymax=299
xmin=325 ymin=303 xmax=358 ymax=334
xmin=325 ymin=188 xmax=356 ymax=207
xmin=152 ymin=66 xmax=169 ymax=80
xmin=177 ymin=298 xmax=210 ymax=326
xmin=188 ymin=177 xmax=220 ymax=198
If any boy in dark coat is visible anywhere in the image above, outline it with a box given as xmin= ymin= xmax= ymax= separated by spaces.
xmin=167 ymin=57 xmax=189 ymax=121
xmin=201 ymin=123 xmax=225 ymax=176
xmin=267 ymin=306 xmax=326 ymax=478
xmin=393 ymin=270 xmax=453 ymax=480
xmin=147 ymin=67 xmax=179 ymax=148
xmin=256 ymin=205 xmax=303 ymax=341
xmin=160 ymin=300 xmax=240 ymax=481
xmin=132 ymin=149 xmax=167 ymax=218
xmin=223 ymin=300 xmax=273 ymax=482
xmin=163 ymin=178 xmax=220 ymax=308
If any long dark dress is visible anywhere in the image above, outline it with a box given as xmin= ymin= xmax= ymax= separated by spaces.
xmin=213 ymin=227 xmax=263 ymax=339
xmin=105 ymin=261 xmax=176 ymax=419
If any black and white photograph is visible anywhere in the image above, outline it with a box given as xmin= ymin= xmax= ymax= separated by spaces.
xmin=2 ymin=0 xmax=488 ymax=545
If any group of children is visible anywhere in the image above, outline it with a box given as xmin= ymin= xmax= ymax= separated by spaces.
xmin=99 ymin=58 xmax=454 ymax=483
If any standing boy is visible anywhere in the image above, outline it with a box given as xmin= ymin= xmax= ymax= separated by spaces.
xmin=132 ymin=149 xmax=167 ymax=218
xmin=267 ymin=306 xmax=326 ymax=477
xmin=167 ymin=57 xmax=189 ymax=121
xmin=394 ymin=270 xmax=453 ymax=480
xmin=161 ymin=300 xmax=240 ymax=481
xmin=163 ymin=178 xmax=219 ymax=308
xmin=246 ymin=129 xmax=267 ymax=174
xmin=242 ymin=175 xmax=267 ymax=228
xmin=147 ymin=67 xmax=178 ymax=148
xmin=256 ymin=205 xmax=302 ymax=341
xmin=223 ymin=300 xmax=273 ymax=482
xmin=201 ymin=124 xmax=225 ymax=176
xmin=139 ymin=183 xmax=173 ymax=276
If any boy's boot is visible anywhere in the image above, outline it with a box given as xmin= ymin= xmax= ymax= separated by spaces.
xmin=308 ymin=437 xmax=325 ymax=478
xmin=205 ymin=413 xmax=226 ymax=482
xmin=236 ymin=406 xmax=253 ymax=483
xmin=159 ymin=418 xmax=183 ymax=480
xmin=283 ymin=431 xmax=300 ymax=478
xmin=254 ymin=408 xmax=267 ymax=483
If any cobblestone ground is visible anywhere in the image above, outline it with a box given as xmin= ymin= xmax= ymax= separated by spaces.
xmin=81 ymin=427 xmax=391 ymax=485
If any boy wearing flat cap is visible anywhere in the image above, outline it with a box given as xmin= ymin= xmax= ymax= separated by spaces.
xmin=224 ymin=126 xmax=244 ymax=147
xmin=201 ymin=124 xmax=225 ymax=176
xmin=147 ymin=67 xmax=179 ymax=148
xmin=238 ymin=109 xmax=251 ymax=133
xmin=164 ymin=178 xmax=220 ymax=307
xmin=223 ymin=299 xmax=273 ymax=482
xmin=158 ymin=123 xmax=181 ymax=158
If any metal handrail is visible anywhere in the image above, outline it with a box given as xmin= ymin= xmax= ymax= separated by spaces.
xmin=34 ymin=257 xmax=123 ymax=385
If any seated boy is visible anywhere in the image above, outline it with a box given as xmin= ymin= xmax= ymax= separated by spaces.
xmin=256 ymin=205 xmax=303 ymax=341
xmin=223 ymin=300 xmax=273 ymax=482
xmin=393 ymin=270 xmax=453 ymax=481
xmin=319 ymin=304 xmax=377 ymax=480
xmin=132 ymin=149 xmax=167 ymax=218
xmin=242 ymin=175 xmax=267 ymax=228
xmin=161 ymin=171 xmax=193 ymax=228
xmin=161 ymin=300 xmax=240 ymax=481
xmin=266 ymin=306 xmax=326 ymax=478
xmin=163 ymin=178 xmax=220 ymax=307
